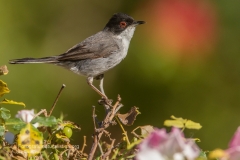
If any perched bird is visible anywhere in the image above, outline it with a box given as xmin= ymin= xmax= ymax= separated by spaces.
xmin=9 ymin=13 xmax=145 ymax=99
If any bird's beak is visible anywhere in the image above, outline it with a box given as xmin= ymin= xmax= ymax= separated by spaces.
xmin=133 ymin=21 xmax=146 ymax=26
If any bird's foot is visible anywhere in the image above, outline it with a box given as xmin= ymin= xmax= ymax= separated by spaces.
xmin=98 ymin=97 xmax=113 ymax=106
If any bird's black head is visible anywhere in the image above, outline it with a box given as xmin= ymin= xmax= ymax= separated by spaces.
xmin=104 ymin=13 xmax=145 ymax=34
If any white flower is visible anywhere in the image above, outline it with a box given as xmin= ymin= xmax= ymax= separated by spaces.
xmin=16 ymin=109 xmax=39 ymax=127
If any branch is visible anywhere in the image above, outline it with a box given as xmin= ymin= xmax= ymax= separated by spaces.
xmin=101 ymin=139 xmax=116 ymax=159
xmin=88 ymin=95 xmax=122 ymax=160
xmin=48 ymin=84 xmax=66 ymax=116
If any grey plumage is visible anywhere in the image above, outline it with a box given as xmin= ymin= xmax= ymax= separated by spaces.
xmin=9 ymin=13 xmax=145 ymax=99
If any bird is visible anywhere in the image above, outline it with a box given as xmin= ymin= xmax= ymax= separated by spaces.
xmin=9 ymin=13 xmax=145 ymax=100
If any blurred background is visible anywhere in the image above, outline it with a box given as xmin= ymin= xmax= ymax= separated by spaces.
xmin=0 ymin=0 xmax=240 ymax=151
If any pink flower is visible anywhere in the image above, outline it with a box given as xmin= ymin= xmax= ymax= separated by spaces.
xmin=224 ymin=127 xmax=240 ymax=160
xmin=136 ymin=128 xmax=200 ymax=160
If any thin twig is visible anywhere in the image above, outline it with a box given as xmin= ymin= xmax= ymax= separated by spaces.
xmin=109 ymin=103 xmax=119 ymax=121
xmin=101 ymin=139 xmax=116 ymax=159
xmin=92 ymin=106 xmax=97 ymax=131
xmin=59 ymin=149 xmax=68 ymax=159
xmin=88 ymin=106 xmax=102 ymax=160
xmin=115 ymin=117 xmax=130 ymax=145
xmin=115 ymin=104 xmax=124 ymax=114
xmin=98 ymin=142 xmax=104 ymax=156
xmin=88 ymin=132 xmax=103 ymax=160
xmin=48 ymin=84 xmax=66 ymax=116
xmin=111 ymin=148 xmax=119 ymax=160
xmin=103 ymin=95 xmax=121 ymax=128
xmin=67 ymin=149 xmax=71 ymax=159
xmin=103 ymin=130 xmax=112 ymax=141
xmin=33 ymin=109 xmax=47 ymax=119
xmin=80 ymin=136 xmax=87 ymax=154
xmin=112 ymin=95 xmax=121 ymax=108
xmin=131 ymin=126 xmax=141 ymax=139
xmin=88 ymin=95 xmax=122 ymax=160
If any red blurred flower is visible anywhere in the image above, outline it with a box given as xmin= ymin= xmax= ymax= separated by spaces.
xmin=142 ymin=0 xmax=218 ymax=60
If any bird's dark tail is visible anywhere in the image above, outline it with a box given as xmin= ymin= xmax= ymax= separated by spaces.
xmin=9 ymin=57 xmax=58 ymax=64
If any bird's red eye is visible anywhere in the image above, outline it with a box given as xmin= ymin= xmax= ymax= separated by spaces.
xmin=120 ymin=21 xmax=127 ymax=28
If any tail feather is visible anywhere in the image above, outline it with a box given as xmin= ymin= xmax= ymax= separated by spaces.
xmin=9 ymin=57 xmax=58 ymax=64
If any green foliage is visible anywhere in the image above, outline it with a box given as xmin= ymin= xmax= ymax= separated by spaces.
xmin=0 ymin=99 xmax=26 ymax=107
xmin=164 ymin=115 xmax=202 ymax=130
xmin=0 ymin=65 xmax=206 ymax=159
xmin=0 ymin=65 xmax=233 ymax=160
xmin=0 ymin=126 xmax=5 ymax=136
xmin=0 ymin=66 xmax=26 ymax=107
xmin=6 ymin=118 xmax=27 ymax=131
xmin=197 ymin=151 xmax=208 ymax=160
xmin=0 ymin=80 xmax=10 ymax=97
xmin=0 ymin=107 xmax=11 ymax=120
xmin=0 ymin=107 xmax=12 ymax=138
xmin=31 ymin=116 xmax=58 ymax=127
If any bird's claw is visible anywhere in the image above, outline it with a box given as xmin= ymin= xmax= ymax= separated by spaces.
xmin=98 ymin=97 xmax=113 ymax=106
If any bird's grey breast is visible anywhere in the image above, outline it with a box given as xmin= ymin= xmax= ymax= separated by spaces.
xmin=113 ymin=26 xmax=136 ymax=60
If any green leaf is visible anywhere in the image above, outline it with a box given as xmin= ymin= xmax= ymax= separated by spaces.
xmin=13 ymin=123 xmax=27 ymax=131
xmin=55 ymin=133 xmax=70 ymax=142
xmin=0 ymin=108 xmax=9 ymax=112
xmin=0 ymin=126 xmax=5 ymax=136
xmin=164 ymin=120 xmax=185 ymax=128
xmin=198 ymin=150 xmax=208 ymax=159
xmin=164 ymin=115 xmax=202 ymax=130
xmin=185 ymin=120 xmax=202 ymax=129
xmin=6 ymin=118 xmax=27 ymax=131
xmin=0 ymin=80 xmax=10 ymax=97
xmin=31 ymin=116 xmax=57 ymax=127
xmin=0 ymin=99 xmax=26 ymax=107
xmin=0 ymin=107 xmax=11 ymax=120
xmin=59 ymin=121 xmax=81 ymax=130
xmin=170 ymin=115 xmax=187 ymax=123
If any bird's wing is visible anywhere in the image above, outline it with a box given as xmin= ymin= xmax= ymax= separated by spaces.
xmin=57 ymin=32 xmax=119 ymax=61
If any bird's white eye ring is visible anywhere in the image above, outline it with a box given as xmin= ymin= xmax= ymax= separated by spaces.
xmin=120 ymin=21 xmax=127 ymax=28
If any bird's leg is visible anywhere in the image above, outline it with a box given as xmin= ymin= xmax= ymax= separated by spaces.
xmin=99 ymin=78 xmax=105 ymax=96
xmin=95 ymin=74 xmax=106 ymax=96
xmin=87 ymin=77 xmax=108 ymax=99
